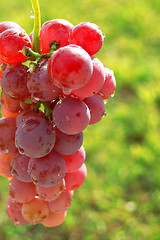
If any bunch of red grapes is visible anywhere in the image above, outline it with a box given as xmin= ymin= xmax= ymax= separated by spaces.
xmin=0 ymin=19 xmax=116 ymax=227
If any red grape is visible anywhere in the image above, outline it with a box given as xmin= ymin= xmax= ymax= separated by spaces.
xmin=1 ymin=63 xmax=30 ymax=100
xmin=9 ymin=178 xmax=36 ymax=203
xmin=98 ymin=68 xmax=116 ymax=99
xmin=40 ymin=19 xmax=74 ymax=54
xmin=48 ymin=44 xmax=93 ymax=91
xmin=69 ymin=22 xmax=104 ymax=55
xmin=15 ymin=117 xmax=55 ymax=158
xmin=41 ymin=211 xmax=66 ymax=227
xmin=53 ymin=127 xmax=83 ymax=155
xmin=28 ymin=150 xmax=66 ymax=187
xmin=6 ymin=198 xmax=28 ymax=225
xmin=83 ymin=94 xmax=106 ymax=124
xmin=52 ymin=97 xmax=90 ymax=135
xmin=65 ymin=163 xmax=87 ymax=191
xmin=22 ymin=198 xmax=49 ymax=225
xmin=0 ymin=153 xmax=15 ymax=178
xmin=62 ymin=145 xmax=86 ymax=173
xmin=0 ymin=29 xmax=31 ymax=64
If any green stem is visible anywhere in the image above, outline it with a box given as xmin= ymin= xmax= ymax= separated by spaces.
xmin=31 ymin=0 xmax=41 ymax=53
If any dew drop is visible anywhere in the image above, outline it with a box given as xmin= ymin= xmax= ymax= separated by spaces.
xmin=30 ymin=10 xmax=34 ymax=19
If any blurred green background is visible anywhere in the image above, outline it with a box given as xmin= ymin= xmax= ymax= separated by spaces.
xmin=0 ymin=0 xmax=160 ymax=239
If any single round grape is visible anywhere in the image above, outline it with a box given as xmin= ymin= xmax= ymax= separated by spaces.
xmin=41 ymin=211 xmax=66 ymax=227
xmin=1 ymin=63 xmax=30 ymax=100
xmin=10 ymin=152 xmax=32 ymax=182
xmin=72 ymin=57 xmax=105 ymax=98
xmin=40 ymin=19 xmax=74 ymax=54
xmin=0 ymin=117 xmax=17 ymax=154
xmin=9 ymin=177 xmax=36 ymax=203
xmin=6 ymin=198 xmax=28 ymax=225
xmin=15 ymin=117 xmax=55 ymax=158
xmin=0 ymin=21 xmax=23 ymax=34
xmin=83 ymin=94 xmax=106 ymax=124
xmin=65 ymin=163 xmax=87 ymax=191
xmin=16 ymin=109 xmax=44 ymax=127
xmin=0 ymin=152 xmax=15 ymax=178
xmin=22 ymin=198 xmax=49 ymax=225
xmin=0 ymin=28 xmax=31 ymax=64
xmin=62 ymin=146 xmax=86 ymax=173
xmin=52 ymin=97 xmax=90 ymax=135
xmin=98 ymin=68 xmax=116 ymax=99
xmin=28 ymin=150 xmax=66 ymax=187
xmin=35 ymin=179 xmax=65 ymax=202
xmin=27 ymin=60 xmax=62 ymax=101
xmin=48 ymin=191 xmax=72 ymax=214
xmin=48 ymin=44 xmax=93 ymax=91
xmin=69 ymin=22 xmax=104 ymax=55
xmin=53 ymin=127 xmax=83 ymax=155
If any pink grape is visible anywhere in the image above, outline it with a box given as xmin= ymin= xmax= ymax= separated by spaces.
xmin=27 ymin=60 xmax=62 ymax=101
xmin=62 ymin=146 xmax=86 ymax=173
xmin=53 ymin=127 xmax=83 ymax=155
xmin=48 ymin=44 xmax=93 ymax=91
xmin=98 ymin=68 xmax=116 ymax=99
xmin=0 ymin=92 xmax=21 ymax=112
xmin=69 ymin=22 xmax=104 ymax=55
xmin=22 ymin=198 xmax=49 ymax=225
xmin=9 ymin=178 xmax=36 ymax=203
xmin=40 ymin=19 xmax=74 ymax=54
xmin=35 ymin=179 xmax=65 ymax=201
xmin=0 ymin=117 xmax=17 ymax=154
xmin=48 ymin=191 xmax=72 ymax=214
xmin=0 ymin=28 xmax=31 ymax=64
xmin=15 ymin=117 xmax=56 ymax=158
xmin=6 ymin=198 xmax=28 ymax=225
xmin=52 ymin=97 xmax=90 ymax=135
xmin=28 ymin=150 xmax=66 ymax=187
xmin=72 ymin=57 xmax=105 ymax=99
xmin=10 ymin=152 xmax=32 ymax=182
xmin=1 ymin=63 xmax=30 ymax=100
xmin=83 ymin=94 xmax=106 ymax=124
xmin=65 ymin=163 xmax=87 ymax=191
xmin=41 ymin=211 xmax=66 ymax=227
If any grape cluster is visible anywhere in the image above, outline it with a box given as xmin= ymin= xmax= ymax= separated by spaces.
xmin=0 ymin=19 xmax=116 ymax=227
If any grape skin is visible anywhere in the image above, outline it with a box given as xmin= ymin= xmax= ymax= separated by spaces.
xmin=48 ymin=44 xmax=93 ymax=91
xmin=22 ymin=198 xmax=49 ymax=225
xmin=28 ymin=150 xmax=66 ymax=187
xmin=53 ymin=127 xmax=83 ymax=155
xmin=69 ymin=22 xmax=104 ymax=56
xmin=0 ymin=21 xmax=23 ymax=34
xmin=0 ymin=152 xmax=15 ymax=178
xmin=6 ymin=198 xmax=28 ymax=225
xmin=9 ymin=178 xmax=36 ymax=203
xmin=1 ymin=63 xmax=30 ymax=100
xmin=52 ymin=97 xmax=90 ymax=135
xmin=40 ymin=19 xmax=74 ymax=54
xmin=41 ymin=211 xmax=67 ymax=227
xmin=0 ymin=29 xmax=31 ymax=64
xmin=15 ymin=117 xmax=56 ymax=158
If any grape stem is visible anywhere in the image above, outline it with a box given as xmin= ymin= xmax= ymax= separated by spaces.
xmin=31 ymin=0 xmax=41 ymax=53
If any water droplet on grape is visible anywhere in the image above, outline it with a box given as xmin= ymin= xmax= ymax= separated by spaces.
xmin=65 ymin=115 xmax=70 ymax=121
xmin=111 ymin=91 xmax=116 ymax=98
xmin=30 ymin=10 xmax=34 ymax=19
